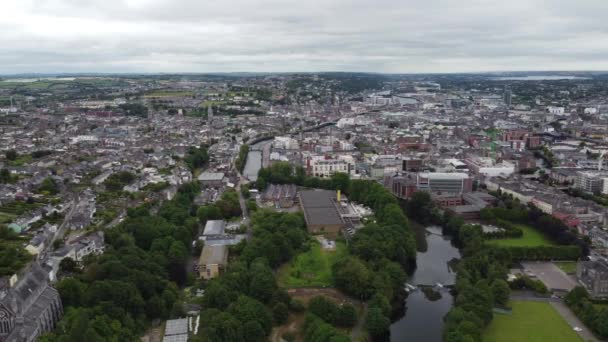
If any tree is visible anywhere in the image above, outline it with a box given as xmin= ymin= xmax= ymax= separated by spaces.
xmin=242 ymin=321 xmax=266 ymax=342
xmin=197 ymin=205 xmax=222 ymax=223
xmin=205 ymin=311 xmax=244 ymax=342
xmin=491 ymin=280 xmax=510 ymax=306
xmin=0 ymin=169 xmax=11 ymax=183
xmin=248 ymin=261 xmax=277 ymax=303
xmin=332 ymin=256 xmax=372 ymax=299
xmin=39 ymin=177 xmax=59 ymax=195
xmin=368 ymin=293 xmax=391 ymax=316
xmin=366 ymin=307 xmax=390 ymax=336
xmin=228 ymin=295 xmax=273 ymax=336
xmin=335 ymin=304 xmax=357 ymax=328
xmin=272 ymin=302 xmax=288 ymax=325
xmin=59 ymin=257 xmax=79 ymax=274
xmin=56 ymin=278 xmax=87 ymax=308
xmin=330 ymin=172 xmax=351 ymax=193
xmin=308 ymin=296 xmax=338 ymax=323
xmin=5 ymin=150 xmax=17 ymax=161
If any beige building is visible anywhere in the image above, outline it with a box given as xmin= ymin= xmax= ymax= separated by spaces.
xmin=198 ymin=245 xmax=228 ymax=280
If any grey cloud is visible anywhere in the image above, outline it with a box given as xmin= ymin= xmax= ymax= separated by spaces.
xmin=1 ymin=0 xmax=608 ymax=73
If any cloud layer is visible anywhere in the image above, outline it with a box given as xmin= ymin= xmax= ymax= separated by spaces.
xmin=2 ymin=0 xmax=608 ymax=73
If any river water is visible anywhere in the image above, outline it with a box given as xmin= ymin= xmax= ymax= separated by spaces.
xmin=243 ymin=150 xmax=262 ymax=181
xmin=243 ymin=140 xmax=271 ymax=181
xmin=390 ymin=223 xmax=461 ymax=342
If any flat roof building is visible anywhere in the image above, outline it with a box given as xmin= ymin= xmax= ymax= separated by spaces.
xmin=199 ymin=245 xmax=228 ymax=280
xmin=299 ymin=190 xmax=345 ymax=237
xmin=203 ymin=220 xmax=225 ymax=236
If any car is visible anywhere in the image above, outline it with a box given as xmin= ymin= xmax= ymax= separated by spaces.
xmin=573 ymin=327 xmax=582 ymax=332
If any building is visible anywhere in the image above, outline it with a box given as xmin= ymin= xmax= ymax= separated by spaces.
xmin=435 ymin=192 xmax=497 ymax=220
xmin=402 ymin=158 xmax=423 ymax=171
xmin=503 ymin=87 xmax=512 ymax=107
xmin=202 ymin=220 xmax=225 ymax=237
xmin=577 ymin=261 xmax=608 ymax=298
xmin=385 ymin=173 xmax=418 ymax=199
xmin=416 ymin=172 xmax=473 ymax=194
xmin=0 ymin=263 xmax=63 ymax=342
xmin=198 ymin=245 xmax=228 ymax=280
xmin=197 ymin=172 xmax=225 ymax=188
xmin=163 ymin=318 xmax=189 ymax=342
xmin=298 ymin=190 xmax=345 ymax=237
xmin=260 ymin=184 xmax=297 ymax=208
xmin=575 ymin=171 xmax=605 ymax=194
xmin=465 ymin=157 xmax=516 ymax=177
xmin=308 ymin=157 xmax=350 ymax=178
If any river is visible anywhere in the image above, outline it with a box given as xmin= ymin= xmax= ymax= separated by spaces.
xmin=243 ymin=140 xmax=271 ymax=181
xmin=390 ymin=223 xmax=461 ymax=342
xmin=243 ymin=150 xmax=262 ymax=181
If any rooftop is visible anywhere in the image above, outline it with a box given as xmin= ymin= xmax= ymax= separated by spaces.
xmin=203 ymin=220 xmax=225 ymax=236
xmin=199 ymin=245 xmax=228 ymax=266
xmin=299 ymin=190 xmax=343 ymax=226
xmin=164 ymin=318 xmax=189 ymax=337
xmin=197 ymin=172 xmax=225 ymax=181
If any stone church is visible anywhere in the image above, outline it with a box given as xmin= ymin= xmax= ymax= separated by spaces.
xmin=0 ymin=263 xmax=63 ymax=342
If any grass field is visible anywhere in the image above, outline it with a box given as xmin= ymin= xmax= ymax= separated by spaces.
xmin=484 ymin=301 xmax=582 ymax=342
xmin=555 ymin=261 xmax=578 ymax=274
xmin=277 ymin=240 xmax=347 ymax=287
xmin=486 ymin=224 xmax=556 ymax=247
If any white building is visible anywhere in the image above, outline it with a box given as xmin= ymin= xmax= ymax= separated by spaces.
xmin=309 ymin=157 xmax=350 ymax=177
xmin=465 ymin=157 xmax=516 ymax=177
xmin=547 ymin=106 xmax=565 ymax=115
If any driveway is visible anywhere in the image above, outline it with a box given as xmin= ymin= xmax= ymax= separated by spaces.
xmin=521 ymin=261 xmax=578 ymax=292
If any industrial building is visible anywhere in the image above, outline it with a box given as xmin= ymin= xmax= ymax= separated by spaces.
xmin=298 ymin=190 xmax=346 ymax=237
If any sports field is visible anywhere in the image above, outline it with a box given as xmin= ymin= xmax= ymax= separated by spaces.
xmin=484 ymin=301 xmax=582 ymax=342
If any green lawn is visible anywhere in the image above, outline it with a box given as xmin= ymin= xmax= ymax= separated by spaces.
xmin=484 ymin=301 xmax=582 ymax=342
xmin=555 ymin=261 xmax=578 ymax=274
xmin=486 ymin=224 xmax=556 ymax=247
xmin=277 ymin=240 xmax=347 ymax=287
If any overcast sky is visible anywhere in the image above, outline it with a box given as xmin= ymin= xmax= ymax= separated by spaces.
xmin=2 ymin=0 xmax=608 ymax=74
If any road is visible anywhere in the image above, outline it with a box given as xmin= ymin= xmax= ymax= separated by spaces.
xmin=236 ymin=174 xmax=252 ymax=240
xmin=49 ymin=198 xmax=77 ymax=247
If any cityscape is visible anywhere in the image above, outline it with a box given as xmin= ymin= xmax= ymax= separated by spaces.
xmin=2 ymin=1 xmax=608 ymax=342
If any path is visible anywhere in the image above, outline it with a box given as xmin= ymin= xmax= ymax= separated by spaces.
xmin=350 ymin=302 xmax=368 ymax=341
xmin=550 ymin=301 xmax=599 ymax=342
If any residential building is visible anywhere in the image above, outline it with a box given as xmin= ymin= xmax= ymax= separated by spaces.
xmin=575 ymin=171 xmax=605 ymax=194
xmin=578 ymin=261 xmax=608 ymax=298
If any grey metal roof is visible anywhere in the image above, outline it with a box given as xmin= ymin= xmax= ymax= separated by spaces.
xmin=197 ymin=172 xmax=225 ymax=181
xmin=203 ymin=220 xmax=225 ymax=236
xmin=163 ymin=334 xmax=188 ymax=342
xmin=164 ymin=318 xmax=189 ymax=336
xmin=299 ymin=190 xmax=344 ymax=226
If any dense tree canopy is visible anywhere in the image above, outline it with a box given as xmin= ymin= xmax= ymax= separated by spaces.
xmin=43 ymin=183 xmax=200 ymax=340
